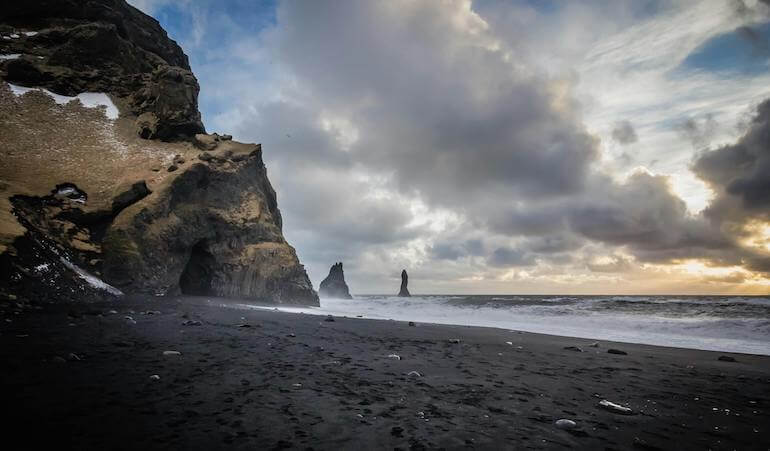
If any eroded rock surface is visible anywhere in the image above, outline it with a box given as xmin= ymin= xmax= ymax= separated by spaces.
xmin=0 ymin=0 xmax=318 ymax=305
xmin=319 ymin=262 xmax=352 ymax=299
xmin=0 ymin=0 xmax=204 ymax=140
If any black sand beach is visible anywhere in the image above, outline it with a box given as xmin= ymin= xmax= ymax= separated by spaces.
xmin=2 ymin=296 xmax=769 ymax=450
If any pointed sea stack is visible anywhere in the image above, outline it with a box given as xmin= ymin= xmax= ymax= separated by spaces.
xmin=398 ymin=269 xmax=411 ymax=297
xmin=319 ymin=262 xmax=352 ymax=299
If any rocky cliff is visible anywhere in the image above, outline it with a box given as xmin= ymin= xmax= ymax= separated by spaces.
xmin=0 ymin=0 xmax=318 ymax=305
xmin=318 ymin=262 xmax=352 ymax=299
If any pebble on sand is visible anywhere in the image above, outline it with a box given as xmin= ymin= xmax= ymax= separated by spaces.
xmin=449 ymin=338 xmax=461 ymax=344
xmin=408 ymin=321 xmax=415 ymax=327
xmin=598 ymin=399 xmax=634 ymax=415
xmin=718 ymin=355 xmax=737 ymax=362
xmin=505 ymin=341 xmax=513 ymax=345
xmin=324 ymin=315 xmax=335 ymax=322
xmin=149 ymin=375 xmax=160 ymax=381
xmin=554 ymin=419 xmax=577 ymax=429
xmin=607 ymin=349 xmax=628 ymax=355
xmin=162 ymin=350 xmax=181 ymax=356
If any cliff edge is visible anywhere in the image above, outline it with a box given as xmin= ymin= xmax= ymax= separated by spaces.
xmin=0 ymin=0 xmax=318 ymax=305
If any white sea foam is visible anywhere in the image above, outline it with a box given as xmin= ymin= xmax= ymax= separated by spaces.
xmin=7 ymin=82 xmax=119 ymax=119
xmin=60 ymin=258 xmax=123 ymax=296
xmin=241 ymin=295 xmax=770 ymax=356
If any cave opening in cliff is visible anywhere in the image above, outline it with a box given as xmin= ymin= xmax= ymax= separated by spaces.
xmin=179 ymin=240 xmax=215 ymax=296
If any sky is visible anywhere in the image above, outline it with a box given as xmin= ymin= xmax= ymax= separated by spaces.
xmin=128 ymin=0 xmax=770 ymax=295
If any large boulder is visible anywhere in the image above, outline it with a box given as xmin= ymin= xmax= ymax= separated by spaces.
xmin=319 ymin=262 xmax=352 ymax=299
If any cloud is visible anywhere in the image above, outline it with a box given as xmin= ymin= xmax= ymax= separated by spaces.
xmin=142 ymin=0 xmax=770 ymax=292
xmin=488 ymin=247 xmax=535 ymax=267
xmin=678 ymin=115 xmax=719 ymax=149
xmin=695 ymin=98 xmax=770 ymax=220
xmin=611 ymin=120 xmax=638 ymax=145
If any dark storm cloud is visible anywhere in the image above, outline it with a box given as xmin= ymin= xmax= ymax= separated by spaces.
xmin=611 ymin=120 xmax=638 ymax=145
xmin=431 ymin=239 xmax=485 ymax=261
xmin=695 ymin=98 xmax=770 ymax=216
xmin=567 ymin=172 xmax=732 ymax=258
xmin=270 ymin=1 xmax=599 ymax=208
xmin=488 ymin=247 xmax=535 ymax=267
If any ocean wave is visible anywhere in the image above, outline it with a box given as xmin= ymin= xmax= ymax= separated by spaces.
xmin=240 ymin=294 xmax=770 ymax=355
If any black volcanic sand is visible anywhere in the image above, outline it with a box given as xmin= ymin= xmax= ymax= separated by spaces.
xmin=1 ymin=296 xmax=769 ymax=450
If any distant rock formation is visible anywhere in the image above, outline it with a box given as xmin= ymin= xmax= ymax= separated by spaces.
xmin=0 ymin=0 xmax=318 ymax=305
xmin=398 ymin=269 xmax=411 ymax=297
xmin=318 ymin=262 xmax=352 ymax=299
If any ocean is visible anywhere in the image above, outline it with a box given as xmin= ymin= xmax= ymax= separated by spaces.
xmin=245 ymin=295 xmax=770 ymax=356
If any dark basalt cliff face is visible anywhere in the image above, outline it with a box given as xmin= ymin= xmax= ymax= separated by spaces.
xmin=1 ymin=0 xmax=204 ymax=140
xmin=0 ymin=0 xmax=318 ymax=305
xmin=318 ymin=262 xmax=352 ymax=299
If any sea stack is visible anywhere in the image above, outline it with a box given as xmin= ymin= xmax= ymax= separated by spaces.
xmin=319 ymin=262 xmax=352 ymax=299
xmin=398 ymin=269 xmax=411 ymax=297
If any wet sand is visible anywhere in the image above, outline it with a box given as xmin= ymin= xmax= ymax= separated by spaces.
xmin=1 ymin=295 xmax=769 ymax=450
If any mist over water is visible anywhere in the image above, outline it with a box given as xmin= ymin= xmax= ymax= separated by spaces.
xmin=244 ymin=295 xmax=770 ymax=356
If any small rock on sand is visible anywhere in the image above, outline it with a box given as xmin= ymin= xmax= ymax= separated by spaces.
xmin=564 ymin=346 xmax=583 ymax=352
xmin=449 ymin=338 xmax=461 ymax=344
xmin=505 ymin=341 xmax=513 ymax=345
xmin=324 ymin=315 xmax=335 ymax=322
xmin=149 ymin=374 xmax=160 ymax=381
xmin=162 ymin=351 xmax=181 ymax=356
xmin=718 ymin=355 xmax=736 ymax=362
xmin=407 ymin=371 xmax=422 ymax=377
xmin=408 ymin=321 xmax=415 ymax=327
xmin=607 ymin=349 xmax=627 ymax=355
xmin=598 ymin=399 xmax=634 ymax=415
xmin=554 ymin=419 xmax=577 ymax=429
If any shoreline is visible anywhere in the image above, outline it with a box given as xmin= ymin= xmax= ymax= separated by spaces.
xmin=232 ymin=295 xmax=770 ymax=356
xmin=2 ymin=295 xmax=769 ymax=450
